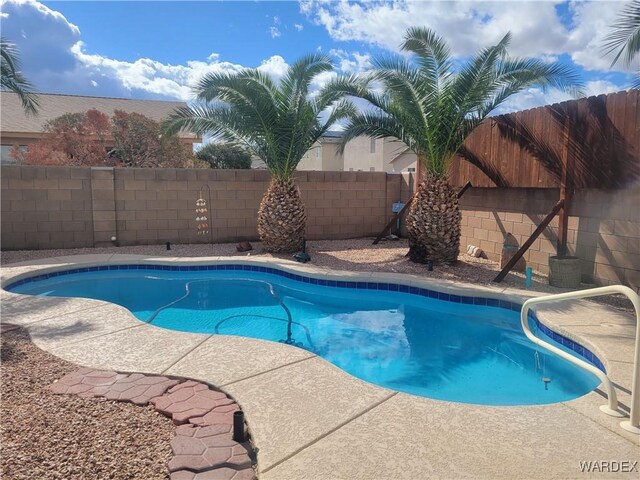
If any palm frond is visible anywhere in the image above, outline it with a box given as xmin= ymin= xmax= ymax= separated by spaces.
xmin=0 ymin=37 xmax=39 ymax=115
xmin=602 ymin=0 xmax=640 ymax=66
xmin=165 ymin=54 xmax=347 ymax=182
xmin=335 ymin=27 xmax=583 ymax=178
xmin=401 ymin=27 xmax=453 ymax=89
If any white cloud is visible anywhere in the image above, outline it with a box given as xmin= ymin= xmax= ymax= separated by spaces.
xmin=567 ymin=0 xmax=637 ymax=72
xmin=584 ymin=79 xmax=624 ymax=97
xmin=301 ymin=0 xmax=638 ymax=74
xmin=294 ymin=23 xmax=304 ymax=32
xmin=330 ymin=49 xmax=373 ymax=74
xmin=0 ymin=0 xmax=294 ymax=101
xmin=302 ymin=0 xmax=569 ymax=58
xmin=257 ymin=55 xmax=289 ymax=81
xmin=493 ymin=87 xmax=573 ymax=115
xmin=2 ymin=0 xmax=631 ymax=118
xmin=269 ymin=26 xmax=281 ymax=38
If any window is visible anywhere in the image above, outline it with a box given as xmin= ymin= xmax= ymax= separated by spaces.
xmin=0 ymin=145 xmax=19 ymax=164
xmin=369 ymin=167 xmax=375 ymax=172
xmin=407 ymin=167 xmax=416 ymax=172
xmin=316 ymin=147 xmax=321 ymax=158
xmin=370 ymin=138 xmax=376 ymax=153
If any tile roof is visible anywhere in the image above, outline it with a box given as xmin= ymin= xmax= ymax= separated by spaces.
xmin=1 ymin=92 xmax=197 ymax=138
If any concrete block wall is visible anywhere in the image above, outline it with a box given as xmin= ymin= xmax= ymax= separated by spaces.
xmin=2 ymin=165 xmax=637 ymax=291
xmin=1 ymin=166 xmax=94 ymax=249
xmin=1 ymin=165 xmax=401 ymax=249
xmin=459 ymin=187 xmax=640 ymax=290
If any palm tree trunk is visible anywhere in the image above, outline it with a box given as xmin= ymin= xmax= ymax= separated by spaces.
xmin=406 ymin=173 xmax=461 ymax=265
xmin=257 ymin=179 xmax=306 ymax=252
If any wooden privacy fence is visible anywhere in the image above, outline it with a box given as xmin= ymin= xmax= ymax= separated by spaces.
xmin=449 ymin=90 xmax=639 ymax=189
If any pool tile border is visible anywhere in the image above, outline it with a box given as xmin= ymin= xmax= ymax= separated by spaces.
xmin=4 ymin=262 xmax=606 ymax=373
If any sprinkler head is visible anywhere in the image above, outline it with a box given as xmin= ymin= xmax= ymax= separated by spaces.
xmin=232 ymin=411 xmax=246 ymax=443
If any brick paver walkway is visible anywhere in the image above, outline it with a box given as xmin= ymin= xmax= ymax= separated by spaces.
xmin=50 ymin=368 xmax=256 ymax=480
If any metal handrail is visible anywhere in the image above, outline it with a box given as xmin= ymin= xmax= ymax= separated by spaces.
xmin=520 ymin=285 xmax=640 ymax=435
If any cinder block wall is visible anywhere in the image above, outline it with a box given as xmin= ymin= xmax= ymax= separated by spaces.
xmin=459 ymin=187 xmax=640 ymax=290
xmin=1 ymin=166 xmax=94 ymax=249
xmin=1 ymin=165 xmax=401 ymax=249
xmin=3 ymin=165 xmax=637 ymax=290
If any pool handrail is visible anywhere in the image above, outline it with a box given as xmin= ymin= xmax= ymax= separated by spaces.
xmin=520 ymin=285 xmax=640 ymax=435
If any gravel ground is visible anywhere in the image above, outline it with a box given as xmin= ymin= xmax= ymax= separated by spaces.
xmin=0 ymin=327 xmax=173 ymax=480
xmin=1 ymin=238 xmax=634 ymax=311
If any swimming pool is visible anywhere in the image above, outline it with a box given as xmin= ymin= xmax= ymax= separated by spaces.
xmin=6 ymin=263 xmax=601 ymax=406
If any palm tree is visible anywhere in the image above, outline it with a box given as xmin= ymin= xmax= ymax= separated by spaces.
xmin=603 ymin=0 xmax=640 ymax=88
xmin=164 ymin=54 xmax=354 ymax=252
xmin=1 ymin=37 xmax=39 ymax=115
xmin=328 ymin=27 xmax=582 ymax=265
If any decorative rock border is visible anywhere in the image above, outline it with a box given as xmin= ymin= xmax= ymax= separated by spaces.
xmin=49 ymin=368 xmax=257 ymax=479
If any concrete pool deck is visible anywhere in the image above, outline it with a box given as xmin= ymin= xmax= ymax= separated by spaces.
xmin=1 ymin=254 xmax=638 ymax=479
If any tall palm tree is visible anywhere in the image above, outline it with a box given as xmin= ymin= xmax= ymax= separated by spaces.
xmin=603 ymin=0 xmax=640 ymax=88
xmin=1 ymin=37 xmax=39 ymax=115
xmin=328 ymin=27 xmax=582 ymax=265
xmin=164 ymin=54 xmax=354 ymax=252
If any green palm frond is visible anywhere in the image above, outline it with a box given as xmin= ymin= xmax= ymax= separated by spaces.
xmin=603 ymin=0 xmax=640 ymax=66
xmin=164 ymin=54 xmax=349 ymax=182
xmin=280 ymin=52 xmax=333 ymax=108
xmin=331 ymin=27 xmax=584 ymax=177
xmin=0 ymin=37 xmax=39 ymax=115
xmin=401 ymin=27 xmax=453 ymax=89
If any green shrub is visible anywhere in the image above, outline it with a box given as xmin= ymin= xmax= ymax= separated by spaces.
xmin=196 ymin=143 xmax=252 ymax=169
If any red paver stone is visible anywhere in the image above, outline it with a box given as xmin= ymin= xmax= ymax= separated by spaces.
xmin=104 ymin=376 xmax=180 ymax=405
xmin=168 ymin=444 xmax=252 ymax=472
xmin=170 ymin=467 xmax=257 ymax=480
xmin=48 ymin=370 xmax=256 ymax=478
xmin=151 ymin=382 xmax=232 ymax=425
xmin=49 ymin=368 xmax=179 ymax=405
xmin=49 ymin=368 xmax=121 ymax=394
xmin=168 ymin=423 xmax=253 ymax=473
xmin=190 ymin=404 xmax=240 ymax=427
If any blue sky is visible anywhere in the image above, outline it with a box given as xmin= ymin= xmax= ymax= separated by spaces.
xmin=1 ymin=1 xmax=637 ymax=113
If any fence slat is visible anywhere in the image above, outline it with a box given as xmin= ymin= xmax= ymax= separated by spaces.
xmin=448 ymin=91 xmax=638 ymax=189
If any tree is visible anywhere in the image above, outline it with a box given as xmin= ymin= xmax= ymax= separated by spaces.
xmin=330 ymin=27 xmax=582 ymax=264
xmin=196 ymin=143 xmax=252 ymax=169
xmin=19 ymin=109 xmax=112 ymax=166
xmin=164 ymin=53 xmax=354 ymax=252
xmin=111 ymin=110 xmax=197 ymax=168
xmin=0 ymin=37 xmax=39 ymax=115
xmin=18 ymin=109 xmax=199 ymax=168
xmin=603 ymin=0 xmax=640 ymax=88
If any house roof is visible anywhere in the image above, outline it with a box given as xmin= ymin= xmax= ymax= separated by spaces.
xmin=0 ymin=92 xmax=198 ymax=139
xmin=319 ymin=130 xmax=345 ymax=143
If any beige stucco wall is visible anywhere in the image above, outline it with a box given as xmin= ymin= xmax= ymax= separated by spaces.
xmin=343 ymin=137 xmax=384 ymax=172
xmin=320 ymin=141 xmax=343 ymax=171
xmin=387 ymin=151 xmax=418 ymax=173
xmin=297 ymin=142 xmax=324 ymax=171
xmin=297 ymin=140 xmax=343 ymax=171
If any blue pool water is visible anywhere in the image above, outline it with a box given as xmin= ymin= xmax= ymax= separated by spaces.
xmin=7 ymin=266 xmax=601 ymax=406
